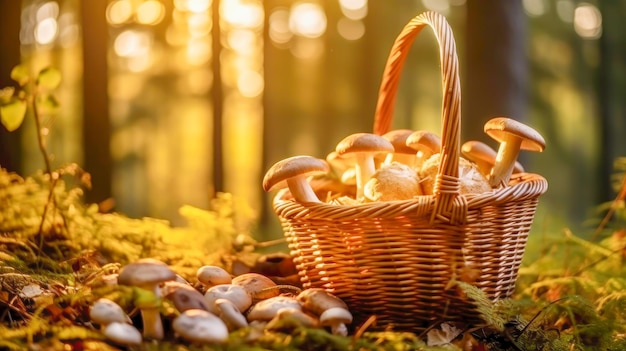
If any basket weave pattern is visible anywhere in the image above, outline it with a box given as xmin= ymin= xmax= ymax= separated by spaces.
xmin=272 ymin=11 xmax=548 ymax=332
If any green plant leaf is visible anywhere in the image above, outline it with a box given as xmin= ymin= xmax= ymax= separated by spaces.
xmin=0 ymin=99 xmax=27 ymax=132
xmin=36 ymin=67 xmax=61 ymax=91
xmin=10 ymin=64 xmax=30 ymax=87
xmin=36 ymin=94 xmax=59 ymax=115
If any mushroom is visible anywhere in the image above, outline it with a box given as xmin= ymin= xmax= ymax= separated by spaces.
xmin=246 ymin=295 xmax=302 ymax=323
xmin=406 ymin=130 xmax=442 ymax=169
xmin=296 ymin=288 xmax=348 ymax=316
xmin=215 ymin=298 xmax=248 ymax=330
xmin=163 ymin=281 xmax=211 ymax=312
xmin=419 ymin=153 xmax=491 ymax=195
xmin=263 ymin=155 xmax=330 ymax=203
xmin=117 ymin=258 xmax=176 ymax=340
xmin=335 ymin=133 xmax=395 ymax=200
xmin=483 ymin=117 xmax=545 ymax=188
xmin=266 ymin=307 xmax=320 ymax=329
xmin=204 ymin=284 xmax=252 ymax=315
xmin=196 ymin=265 xmax=232 ymax=291
xmin=363 ymin=162 xmax=422 ymax=201
xmin=319 ymin=306 xmax=353 ymax=336
xmin=461 ymin=140 xmax=524 ymax=177
xmin=381 ymin=129 xmax=418 ymax=166
xmin=231 ymin=272 xmax=279 ymax=301
xmin=172 ymin=309 xmax=229 ymax=344
xmin=89 ymin=298 xmax=132 ymax=328
xmin=103 ymin=322 xmax=143 ymax=346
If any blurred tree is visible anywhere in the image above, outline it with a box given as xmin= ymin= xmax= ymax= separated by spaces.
xmin=80 ymin=0 xmax=112 ymax=206
xmin=0 ymin=0 xmax=22 ymax=172
xmin=463 ymin=0 xmax=527 ymax=144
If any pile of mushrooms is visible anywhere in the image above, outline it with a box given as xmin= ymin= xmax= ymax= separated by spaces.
xmin=88 ymin=258 xmax=353 ymax=347
xmin=263 ymin=117 xmax=545 ymax=203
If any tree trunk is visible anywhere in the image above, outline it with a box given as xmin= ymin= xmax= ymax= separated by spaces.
xmin=463 ymin=0 xmax=527 ymax=145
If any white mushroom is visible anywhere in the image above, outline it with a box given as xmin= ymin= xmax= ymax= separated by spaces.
xmin=117 ymin=258 xmax=176 ymax=340
xmin=103 ymin=322 xmax=143 ymax=346
xmin=215 ymin=298 xmax=248 ymax=330
xmin=246 ymin=295 xmax=302 ymax=323
xmin=172 ymin=309 xmax=229 ymax=344
xmin=89 ymin=298 xmax=131 ymax=328
xmin=363 ymin=162 xmax=423 ymax=201
xmin=204 ymin=284 xmax=252 ymax=315
xmin=196 ymin=265 xmax=232 ymax=291
xmin=319 ymin=307 xmax=353 ymax=336
xmin=163 ymin=281 xmax=211 ymax=312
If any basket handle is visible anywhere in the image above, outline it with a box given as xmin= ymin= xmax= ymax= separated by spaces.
xmin=373 ymin=11 xmax=465 ymax=224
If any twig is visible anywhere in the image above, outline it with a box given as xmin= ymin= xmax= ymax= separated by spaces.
xmin=591 ymin=172 xmax=626 ymax=241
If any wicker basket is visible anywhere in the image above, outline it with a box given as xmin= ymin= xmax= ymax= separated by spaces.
xmin=271 ymin=11 xmax=548 ymax=332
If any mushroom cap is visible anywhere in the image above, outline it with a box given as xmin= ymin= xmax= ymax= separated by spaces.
xmin=231 ymin=273 xmax=279 ymax=300
xmin=263 ymin=155 xmax=329 ymax=192
xmin=267 ymin=307 xmax=320 ymax=329
xmin=89 ymin=298 xmax=131 ymax=325
xmin=484 ymin=117 xmax=546 ymax=152
xmin=419 ymin=154 xmax=491 ymax=195
xmin=103 ymin=322 xmax=143 ymax=346
xmin=246 ymin=295 xmax=302 ymax=322
xmin=382 ymin=129 xmax=417 ymax=155
xmin=335 ymin=133 xmax=394 ymax=157
xmin=204 ymin=284 xmax=252 ymax=314
xmin=215 ymin=298 xmax=248 ymax=330
xmin=172 ymin=309 xmax=229 ymax=344
xmin=196 ymin=265 xmax=232 ymax=287
xmin=319 ymin=306 xmax=353 ymax=326
xmin=296 ymin=288 xmax=348 ymax=316
xmin=406 ymin=130 xmax=442 ymax=154
xmin=163 ymin=281 xmax=211 ymax=312
xmin=117 ymin=258 xmax=176 ymax=288
xmin=363 ymin=162 xmax=422 ymax=201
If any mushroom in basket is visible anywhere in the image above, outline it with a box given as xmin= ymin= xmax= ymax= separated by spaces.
xmin=483 ymin=117 xmax=545 ymax=188
xmin=406 ymin=130 xmax=442 ymax=169
xmin=419 ymin=153 xmax=491 ymax=195
xmin=263 ymin=155 xmax=329 ymax=203
xmin=381 ymin=129 xmax=419 ymax=166
xmin=363 ymin=161 xmax=423 ymax=202
xmin=461 ymin=140 xmax=524 ymax=178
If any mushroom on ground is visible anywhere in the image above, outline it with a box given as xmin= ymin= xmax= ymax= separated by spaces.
xmin=246 ymin=295 xmax=303 ymax=323
xmin=172 ymin=309 xmax=229 ymax=344
xmin=89 ymin=298 xmax=131 ymax=328
xmin=163 ymin=281 xmax=211 ymax=312
xmin=266 ymin=307 xmax=320 ymax=329
xmin=419 ymin=154 xmax=491 ymax=195
xmin=381 ymin=129 xmax=418 ymax=166
xmin=117 ymin=258 xmax=176 ymax=340
xmin=263 ymin=155 xmax=330 ymax=203
xmin=363 ymin=162 xmax=422 ymax=201
xmin=483 ymin=117 xmax=545 ymax=188
xmin=296 ymin=288 xmax=348 ymax=316
xmin=335 ymin=133 xmax=395 ymax=200
xmin=406 ymin=130 xmax=442 ymax=169
xmin=461 ymin=140 xmax=524 ymax=177
xmin=319 ymin=306 xmax=353 ymax=336
xmin=103 ymin=322 xmax=143 ymax=346
xmin=215 ymin=298 xmax=248 ymax=330
xmin=196 ymin=265 xmax=232 ymax=291
xmin=204 ymin=284 xmax=252 ymax=315
xmin=231 ymin=272 xmax=279 ymax=301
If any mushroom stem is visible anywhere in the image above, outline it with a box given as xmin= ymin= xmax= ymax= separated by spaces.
xmin=140 ymin=306 xmax=164 ymax=340
xmin=489 ymin=136 xmax=522 ymax=187
xmin=354 ymin=154 xmax=376 ymax=199
xmin=286 ymin=176 xmax=320 ymax=203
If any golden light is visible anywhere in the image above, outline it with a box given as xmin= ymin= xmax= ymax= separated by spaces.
xmin=337 ymin=18 xmax=365 ymax=41
xmin=269 ymin=8 xmax=292 ymax=45
xmin=175 ymin=0 xmax=211 ymax=13
xmin=289 ymin=2 xmax=327 ymax=38
xmin=523 ymin=0 xmax=546 ymax=17
xmin=421 ymin=0 xmax=450 ymax=15
xmin=574 ymin=3 xmax=602 ymax=39
xmin=107 ymin=0 xmax=133 ymax=25
xmin=187 ymin=13 xmax=212 ymax=38
xmin=137 ymin=0 xmax=166 ymax=25
xmin=338 ymin=0 xmax=368 ymax=21
xmin=222 ymin=0 xmax=264 ymax=29
xmin=227 ymin=29 xmax=256 ymax=54
xmin=237 ymin=70 xmax=264 ymax=98
xmin=290 ymin=38 xmax=324 ymax=59
xmin=556 ymin=0 xmax=574 ymax=23
xmin=58 ymin=13 xmax=80 ymax=47
xmin=186 ymin=38 xmax=211 ymax=66
xmin=114 ymin=30 xmax=151 ymax=57
xmin=35 ymin=17 xmax=58 ymax=45
xmin=36 ymin=1 xmax=59 ymax=22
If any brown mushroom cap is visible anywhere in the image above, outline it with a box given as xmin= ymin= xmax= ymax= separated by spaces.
xmin=484 ymin=117 xmax=546 ymax=152
xmin=406 ymin=130 xmax=442 ymax=155
xmin=117 ymin=258 xmax=177 ymax=288
xmin=335 ymin=133 xmax=394 ymax=156
xmin=461 ymin=140 xmax=524 ymax=175
xmin=163 ymin=281 xmax=211 ymax=312
xmin=196 ymin=265 xmax=232 ymax=288
xmin=296 ymin=288 xmax=348 ymax=316
xmin=231 ymin=272 xmax=279 ymax=301
xmin=382 ymin=129 xmax=417 ymax=155
xmin=263 ymin=155 xmax=329 ymax=203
